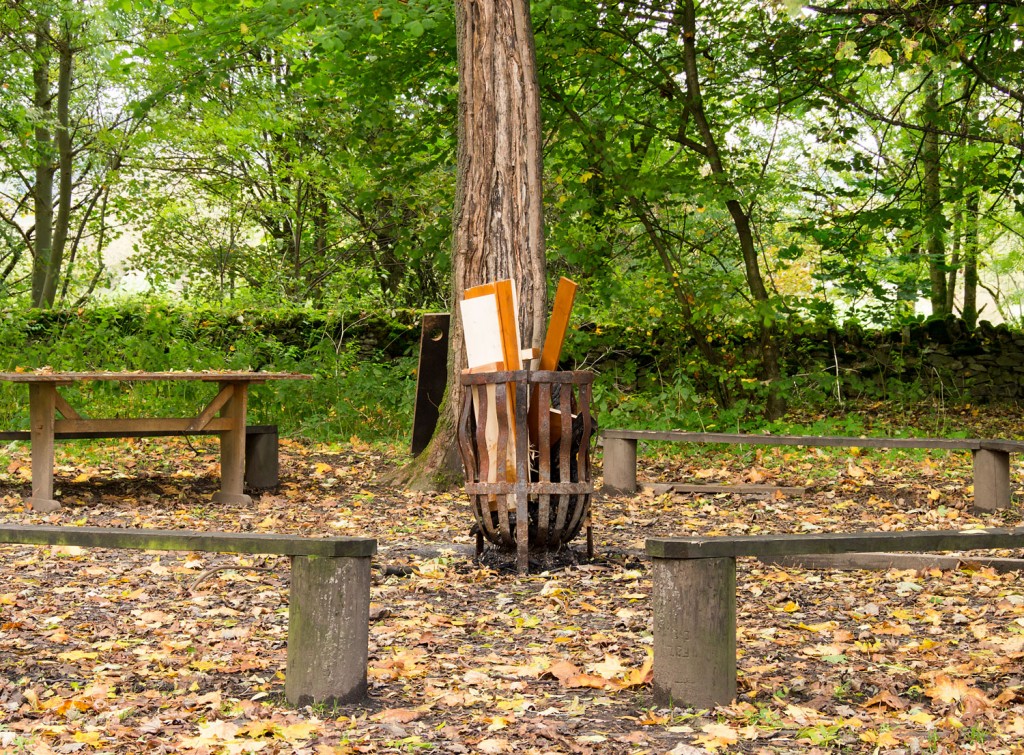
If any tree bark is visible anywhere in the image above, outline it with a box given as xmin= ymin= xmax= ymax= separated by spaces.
xmin=42 ymin=24 xmax=74 ymax=307
xmin=947 ymin=201 xmax=961 ymax=315
xmin=962 ymin=188 xmax=980 ymax=328
xmin=403 ymin=0 xmax=547 ymax=488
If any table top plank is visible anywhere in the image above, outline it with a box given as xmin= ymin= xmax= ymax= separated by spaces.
xmin=0 ymin=371 xmax=311 ymax=383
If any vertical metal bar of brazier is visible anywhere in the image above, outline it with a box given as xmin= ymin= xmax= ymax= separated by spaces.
xmin=536 ymin=380 xmax=552 ymax=549
xmin=652 ymin=556 xmax=737 ymax=708
xmin=514 ymin=378 xmax=531 ymax=573
xmin=286 ymin=555 xmax=371 ymax=706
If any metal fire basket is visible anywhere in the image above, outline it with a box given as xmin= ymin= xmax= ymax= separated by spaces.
xmin=458 ymin=369 xmax=594 ymax=573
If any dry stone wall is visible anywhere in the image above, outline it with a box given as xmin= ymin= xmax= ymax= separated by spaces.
xmin=790 ymin=317 xmax=1024 ymax=403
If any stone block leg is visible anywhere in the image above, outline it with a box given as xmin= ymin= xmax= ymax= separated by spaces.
xmin=286 ymin=555 xmax=371 ymax=706
xmin=602 ymin=437 xmax=638 ymax=493
xmin=973 ymin=449 xmax=1010 ymax=512
xmin=245 ymin=427 xmax=279 ymax=489
xmin=652 ymin=556 xmax=736 ymax=708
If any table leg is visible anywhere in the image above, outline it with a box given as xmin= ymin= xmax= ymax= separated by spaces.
xmin=27 ymin=383 xmax=61 ymax=512
xmin=212 ymin=381 xmax=252 ymax=505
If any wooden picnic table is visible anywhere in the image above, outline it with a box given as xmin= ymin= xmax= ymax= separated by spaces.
xmin=0 ymin=370 xmax=310 ymax=513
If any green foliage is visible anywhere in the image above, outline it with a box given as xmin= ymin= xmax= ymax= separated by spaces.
xmin=3 ymin=0 xmax=1023 ymax=425
xmin=111 ymin=0 xmax=457 ymax=310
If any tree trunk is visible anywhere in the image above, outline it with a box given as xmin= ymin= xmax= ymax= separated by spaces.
xmin=678 ymin=0 xmax=785 ymax=418
xmin=962 ymin=188 xmax=980 ymax=328
xmin=404 ymin=0 xmax=547 ymax=489
xmin=921 ymin=76 xmax=948 ymax=315
xmin=30 ymin=16 xmax=74 ymax=309
xmin=31 ymin=19 xmax=54 ymax=307
xmin=947 ymin=200 xmax=961 ymax=314
xmin=42 ymin=25 xmax=74 ymax=307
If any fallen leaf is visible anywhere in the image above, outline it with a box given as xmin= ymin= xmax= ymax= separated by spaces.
xmin=278 ymin=722 xmax=321 ymax=741
xmin=477 ymin=738 xmax=510 ymax=754
xmin=371 ymin=708 xmax=423 ymax=724
xmin=861 ymin=689 xmax=907 ymax=710
xmin=695 ymin=723 xmax=738 ymax=751
xmin=924 ymin=673 xmax=991 ymax=716
xmin=72 ymin=730 xmax=102 ymax=747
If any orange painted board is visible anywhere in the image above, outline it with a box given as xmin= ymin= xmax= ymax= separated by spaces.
xmin=539 ymin=277 xmax=578 ymax=370
xmin=493 ymin=279 xmax=522 ymax=371
xmin=492 ymin=280 xmax=522 ymax=459
xmin=464 ymin=282 xmax=497 ymax=300
xmin=529 ymin=277 xmax=578 ymax=447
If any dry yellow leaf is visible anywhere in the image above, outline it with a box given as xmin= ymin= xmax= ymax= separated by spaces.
xmin=57 ymin=650 xmax=99 ymax=662
xmin=695 ymin=723 xmax=739 ymax=752
xmin=72 ymin=731 xmax=102 ymax=747
xmin=904 ymin=709 xmax=936 ymax=725
xmin=278 ymin=722 xmax=321 ymax=741
xmin=859 ymin=729 xmax=900 ymax=746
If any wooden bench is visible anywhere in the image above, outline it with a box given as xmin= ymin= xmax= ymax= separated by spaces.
xmin=646 ymin=528 xmax=1024 ymax=708
xmin=0 ymin=424 xmax=280 ymax=490
xmin=0 ymin=524 xmax=376 ymax=706
xmin=603 ymin=429 xmax=1024 ymax=511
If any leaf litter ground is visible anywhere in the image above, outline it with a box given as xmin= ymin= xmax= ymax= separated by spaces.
xmin=1 ymin=423 xmax=1024 ymax=753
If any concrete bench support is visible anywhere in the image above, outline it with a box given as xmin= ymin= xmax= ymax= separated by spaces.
xmin=973 ymin=447 xmax=1009 ymax=512
xmin=648 ymin=527 xmax=1024 ymax=708
xmin=0 ymin=525 xmax=375 ymax=706
xmin=652 ymin=555 xmax=735 ymax=708
xmin=287 ymin=553 xmax=371 ymax=705
xmin=245 ymin=425 xmax=279 ymax=489
xmin=602 ymin=435 xmax=638 ymax=493
xmin=604 ymin=429 xmax=1022 ymax=510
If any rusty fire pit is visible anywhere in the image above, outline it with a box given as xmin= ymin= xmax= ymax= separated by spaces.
xmin=457 ymin=369 xmax=594 ymax=572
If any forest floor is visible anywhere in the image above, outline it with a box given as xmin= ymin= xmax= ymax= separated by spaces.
xmin=2 ymin=404 xmax=1024 ymax=754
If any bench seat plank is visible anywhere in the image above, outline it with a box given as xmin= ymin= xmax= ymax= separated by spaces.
xmin=604 ymin=429 xmax=984 ymax=450
xmin=0 ymin=423 xmax=278 ymax=441
xmin=54 ymin=418 xmax=235 ymax=434
xmin=979 ymin=439 xmax=1024 ymax=452
xmin=0 ymin=524 xmax=375 ymax=558
xmin=647 ymin=527 xmax=1024 ymax=560
xmin=0 ymin=371 xmax=305 ymax=383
